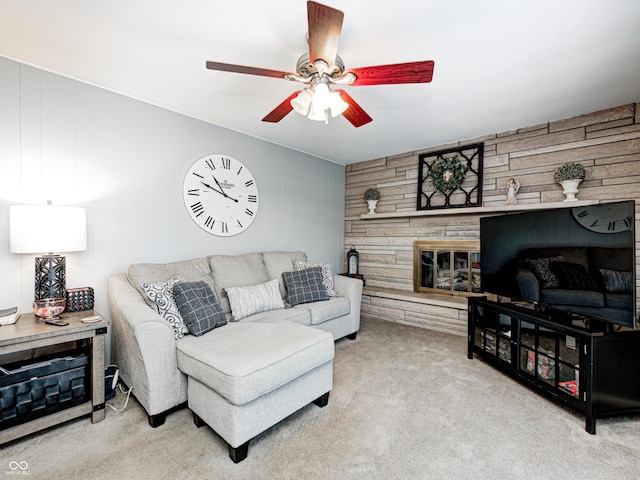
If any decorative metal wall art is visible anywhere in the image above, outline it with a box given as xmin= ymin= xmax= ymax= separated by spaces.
xmin=417 ymin=143 xmax=484 ymax=210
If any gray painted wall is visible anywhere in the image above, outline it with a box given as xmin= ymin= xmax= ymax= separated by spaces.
xmin=0 ymin=57 xmax=346 ymax=359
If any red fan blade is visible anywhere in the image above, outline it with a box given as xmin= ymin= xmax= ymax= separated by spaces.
xmin=335 ymin=89 xmax=372 ymax=127
xmin=307 ymin=1 xmax=344 ymax=68
xmin=262 ymin=91 xmax=301 ymax=123
xmin=206 ymin=61 xmax=291 ymax=80
xmin=348 ymin=60 xmax=435 ymax=86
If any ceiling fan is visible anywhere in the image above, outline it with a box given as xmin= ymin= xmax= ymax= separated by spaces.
xmin=206 ymin=1 xmax=434 ymax=127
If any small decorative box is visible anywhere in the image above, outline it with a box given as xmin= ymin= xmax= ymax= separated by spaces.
xmin=66 ymin=287 xmax=95 ymax=312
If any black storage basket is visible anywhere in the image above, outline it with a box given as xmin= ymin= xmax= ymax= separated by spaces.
xmin=0 ymin=353 xmax=89 ymax=430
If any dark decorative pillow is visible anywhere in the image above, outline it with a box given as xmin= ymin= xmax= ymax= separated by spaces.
xmin=172 ymin=281 xmax=227 ymax=336
xmin=283 ymin=267 xmax=329 ymax=307
xmin=550 ymin=262 xmax=598 ymax=291
xmin=599 ymin=269 xmax=633 ymax=293
xmin=524 ymin=256 xmax=564 ymax=288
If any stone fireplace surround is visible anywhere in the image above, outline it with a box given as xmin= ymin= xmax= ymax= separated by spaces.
xmin=345 ymin=103 xmax=640 ymax=336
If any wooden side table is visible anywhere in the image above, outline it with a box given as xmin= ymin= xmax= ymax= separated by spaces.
xmin=0 ymin=310 xmax=108 ymax=444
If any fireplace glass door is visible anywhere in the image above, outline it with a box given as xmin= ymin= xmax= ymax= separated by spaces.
xmin=414 ymin=241 xmax=481 ymax=296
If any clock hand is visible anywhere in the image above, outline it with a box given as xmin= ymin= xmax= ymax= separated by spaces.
xmin=200 ymin=181 xmax=226 ymax=197
xmin=211 ymin=175 xmax=238 ymax=203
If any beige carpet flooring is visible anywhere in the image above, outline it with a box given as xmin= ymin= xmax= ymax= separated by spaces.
xmin=3 ymin=316 xmax=640 ymax=479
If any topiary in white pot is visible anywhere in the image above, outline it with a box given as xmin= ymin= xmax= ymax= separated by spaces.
xmin=364 ymin=188 xmax=380 ymax=214
xmin=555 ymin=163 xmax=586 ymax=202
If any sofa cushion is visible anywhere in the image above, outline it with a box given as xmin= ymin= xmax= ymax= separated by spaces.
xmin=294 ymin=296 xmax=351 ymax=325
xmin=208 ymin=252 xmax=271 ymax=314
xmin=128 ymin=257 xmax=214 ymax=307
xmin=262 ymin=251 xmax=308 ymax=298
xmin=173 ymin=281 xmax=227 ymax=336
xmin=242 ymin=307 xmax=311 ymax=326
xmin=541 ymin=288 xmax=605 ymax=308
xmin=176 ymin=322 xmax=334 ymax=405
xmin=224 ymin=278 xmax=284 ymax=321
xmin=293 ymin=259 xmax=337 ymax=297
xmin=283 ymin=267 xmax=329 ymax=306
xmin=551 ymin=262 xmax=598 ymax=291
xmin=604 ymin=292 xmax=633 ymax=310
xmin=141 ymin=274 xmax=188 ymax=339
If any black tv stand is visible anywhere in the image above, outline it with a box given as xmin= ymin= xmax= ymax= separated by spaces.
xmin=468 ymin=297 xmax=640 ymax=434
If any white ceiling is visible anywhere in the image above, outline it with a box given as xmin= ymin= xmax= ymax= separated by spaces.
xmin=1 ymin=0 xmax=639 ymax=165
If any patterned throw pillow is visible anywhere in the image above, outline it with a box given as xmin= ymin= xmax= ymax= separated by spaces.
xmin=524 ymin=256 xmax=564 ymax=288
xmin=283 ymin=267 xmax=330 ymax=307
xmin=172 ymin=281 xmax=227 ymax=336
xmin=293 ymin=259 xmax=337 ymax=297
xmin=141 ymin=274 xmax=188 ymax=339
xmin=550 ymin=262 xmax=598 ymax=291
xmin=599 ymin=269 xmax=633 ymax=293
xmin=224 ymin=278 xmax=284 ymax=321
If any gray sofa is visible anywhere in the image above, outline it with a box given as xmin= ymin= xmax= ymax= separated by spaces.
xmin=515 ymin=246 xmax=633 ymax=325
xmin=108 ymin=250 xmax=362 ymax=457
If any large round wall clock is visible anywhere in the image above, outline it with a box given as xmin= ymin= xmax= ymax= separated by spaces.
xmin=571 ymin=203 xmax=632 ymax=234
xmin=183 ymin=154 xmax=259 ymax=236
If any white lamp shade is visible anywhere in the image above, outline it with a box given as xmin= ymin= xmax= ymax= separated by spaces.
xmin=10 ymin=204 xmax=87 ymax=254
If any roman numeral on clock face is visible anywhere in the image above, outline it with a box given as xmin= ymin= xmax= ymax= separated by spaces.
xmin=248 ymin=195 xmax=257 ymax=203
xmin=222 ymin=158 xmax=231 ymax=169
xmin=204 ymin=216 xmax=214 ymax=229
xmin=221 ymin=222 xmax=228 ymax=234
xmin=187 ymin=189 xmax=199 ymax=196
xmin=245 ymin=180 xmax=254 ymax=188
xmin=191 ymin=202 xmax=204 ymax=217
xmin=205 ymin=158 xmax=216 ymax=170
xmin=245 ymin=208 xmax=254 ymax=217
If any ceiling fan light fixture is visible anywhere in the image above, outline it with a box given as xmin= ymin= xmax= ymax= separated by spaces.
xmin=307 ymin=102 xmax=328 ymax=123
xmin=291 ymin=88 xmax=313 ymax=115
xmin=310 ymin=82 xmax=331 ymax=112
xmin=328 ymin=91 xmax=348 ymax=117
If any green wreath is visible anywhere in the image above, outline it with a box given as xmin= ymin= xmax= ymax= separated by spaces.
xmin=429 ymin=155 xmax=467 ymax=193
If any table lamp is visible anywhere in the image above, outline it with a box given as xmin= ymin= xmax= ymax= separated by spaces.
xmin=9 ymin=202 xmax=87 ymax=300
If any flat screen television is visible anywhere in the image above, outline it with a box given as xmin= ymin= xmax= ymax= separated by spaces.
xmin=480 ymin=200 xmax=637 ymax=329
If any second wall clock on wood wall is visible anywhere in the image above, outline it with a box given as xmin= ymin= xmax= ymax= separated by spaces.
xmin=417 ymin=143 xmax=484 ymax=210
xmin=183 ymin=154 xmax=259 ymax=236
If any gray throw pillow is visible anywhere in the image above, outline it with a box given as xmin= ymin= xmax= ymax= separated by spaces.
xmin=283 ymin=267 xmax=330 ymax=307
xmin=173 ymin=281 xmax=227 ymax=336
xmin=599 ymin=268 xmax=633 ymax=293
xmin=550 ymin=262 xmax=598 ymax=291
xmin=293 ymin=259 xmax=337 ymax=297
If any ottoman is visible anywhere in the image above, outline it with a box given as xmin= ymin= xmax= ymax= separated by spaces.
xmin=176 ymin=321 xmax=334 ymax=463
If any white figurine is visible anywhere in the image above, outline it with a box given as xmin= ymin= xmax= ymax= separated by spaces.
xmin=506 ymin=177 xmax=520 ymax=205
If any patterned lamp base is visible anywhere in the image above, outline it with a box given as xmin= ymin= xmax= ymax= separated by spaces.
xmin=35 ymin=254 xmax=67 ymax=300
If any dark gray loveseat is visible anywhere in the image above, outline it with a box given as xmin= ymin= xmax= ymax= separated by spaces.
xmin=515 ymin=246 xmax=634 ymax=325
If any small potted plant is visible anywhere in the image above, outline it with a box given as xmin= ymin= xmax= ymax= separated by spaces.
xmin=364 ymin=188 xmax=380 ymax=214
xmin=554 ymin=162 xmax=586 ymax=202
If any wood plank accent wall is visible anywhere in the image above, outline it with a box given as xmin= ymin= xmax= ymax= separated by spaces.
xmin=345 ymin=103 xmax=640 ymax=333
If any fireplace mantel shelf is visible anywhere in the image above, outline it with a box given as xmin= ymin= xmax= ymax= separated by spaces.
xmin=359 ymin=200 xmax=599 ymax=220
